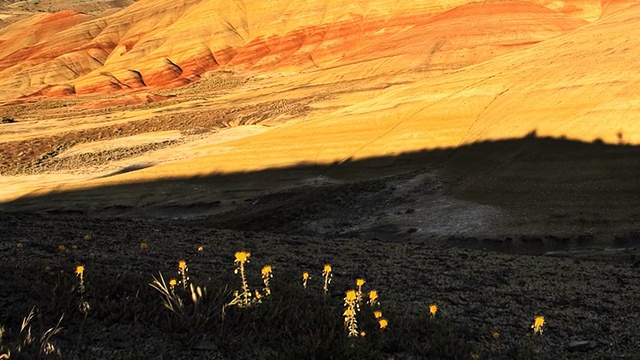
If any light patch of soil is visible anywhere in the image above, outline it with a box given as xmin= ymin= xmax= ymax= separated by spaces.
xmin=58 ymin=131 xmax=183 ymax=158
xmin=0 ymin=0 xmax=135 ymax=28
xmin=0 ymin=91 xmax=323 ymax=176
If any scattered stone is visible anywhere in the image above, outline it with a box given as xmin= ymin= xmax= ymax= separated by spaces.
xmin=568 ymin=340 xmax=594 ymax=351
xmin=597 ymin=338 xmax=615 ymax=346
xmin=1 ymin=117 xmax=16 ymax=123
xmin=193 ymin=341 xmax=218 ymax=351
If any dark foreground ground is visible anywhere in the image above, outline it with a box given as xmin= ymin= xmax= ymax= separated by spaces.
xmin=1 ymin=136 xmax=639 ymax=359
xmin=1 ymin=209 xmax=639 ymax=359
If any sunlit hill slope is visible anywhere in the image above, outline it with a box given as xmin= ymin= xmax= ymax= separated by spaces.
xmin=0 ymin=0 xmax=639 ymax=213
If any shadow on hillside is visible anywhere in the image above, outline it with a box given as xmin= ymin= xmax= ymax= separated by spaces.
xmin=1 ymin=133 xmax=639 ymax=243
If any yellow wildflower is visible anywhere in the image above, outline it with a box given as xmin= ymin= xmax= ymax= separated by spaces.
xmin=379 ymin=318 xmax=388 ymax=329
xmin=323 ymin=264 xmax=332 ymax=274
xmin=302 ymin=272 xmax=309 ymax=280
xmin=532 ymin=316 xmax=545 ymax=335
xmin=197 ymin=245 xmax=204 ymax=252
xmin=356 ymin=278 xmax=365 ymax=287
xmin=492 ymin=331 xmax=500 ymax=339
xmin=75 ymin=265 xmax=84 ymax=275
xmin=345 ymin=290 xmax=357 ymax=302
xmin=169 ymin=279 xmax=177 ymax=287
xmin=139 ymin=242 xmax=148 ymax=250
xmin=343 ymin=308 xmax=355 ymax=317
xmin=369 ymin=290 xmax=378 ymax=304
xmin=178 ymin=260 xmax=189 ymax=289
xmin=261 ymin=265 xmax=272 ymax=276
xmin=58 ymin=245 xmax=67 ymax=252
xmin=360 ymin=331 xmax=366 ymax=337
xmin=235 ymin=251 xmax=250 ymax=263
xmin=373 ymin=310 xmax=383 ymax=319
xmin=430 ymin=304 xmax=438 ymax=317
xmin=322 ymin=264 xmax=332 ymax=293
xmin=178 ymin=260 xmax=187 ymax=271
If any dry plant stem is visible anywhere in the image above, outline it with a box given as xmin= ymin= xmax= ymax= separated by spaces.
xmin=150 ymin=273 xmax=185 ymax=315
xmin=19 ymin=308 xmax=35 ymax=352
xmin=77 ymin=273 xmax=85 ymax=295
xmin=0 ymin=326 xmax=8 ymax=359
xmin=76 ymin=266 xmax=90 ymax=316
xmin=189 ymin=283 xmax=204 ymax=304
xmin=239 ymin=261 xmax=250 ymax=305
xmin=13 ymin=308 xmax=63 ymax=356
xmin=355 ymin=278 xmax=365 ymax=310
xmin=41 ymin=314 xmax=63 ymax=356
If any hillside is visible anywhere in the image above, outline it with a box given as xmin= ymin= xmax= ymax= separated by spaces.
xmin=0 ymin=0 xmax=638 ymax=237
xmin=0 ymin=2 xmax=639 ymax=358
xmin=0 ymin=0 xmax=596 ymax=100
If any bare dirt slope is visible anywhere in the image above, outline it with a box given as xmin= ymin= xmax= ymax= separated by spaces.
xmin=1 ymin=2 xmax=639 ymax=231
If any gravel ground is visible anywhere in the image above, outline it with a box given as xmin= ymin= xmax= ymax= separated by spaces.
xmin=1 ymin=212 xmax=638 ymax=359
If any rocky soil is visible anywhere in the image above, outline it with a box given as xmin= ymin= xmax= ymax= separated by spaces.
xmin=1 ymin=172 xmax=639 ymax=359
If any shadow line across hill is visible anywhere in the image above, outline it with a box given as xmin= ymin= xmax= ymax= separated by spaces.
xmin=1 ymin=133 xmax=639 ymax=245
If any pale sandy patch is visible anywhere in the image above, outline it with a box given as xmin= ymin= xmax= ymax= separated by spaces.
xmin=59 ymin=130 xmax=183 ymax=158
xmin=0 ymin=125 xmax=273 ymax=204
xmin=105 ymin=125 xmax=272 ymax=167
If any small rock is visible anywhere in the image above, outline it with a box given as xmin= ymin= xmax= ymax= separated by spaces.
xmin=597 ymin=338 xmax=614 ymax=346
xmin=193 ymin=341 xmax=218 ymax=351
xmin=568 ymin=340 xmax=593 ymax=351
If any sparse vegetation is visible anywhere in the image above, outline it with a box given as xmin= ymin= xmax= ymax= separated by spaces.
xmin=2 ymin=241 xmax=633 ymax=359
xmin=0 ymin=245 xmax=490 ymax=359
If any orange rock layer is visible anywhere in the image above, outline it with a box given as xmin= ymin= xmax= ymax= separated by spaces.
xmin=0 ymin=0 xmax=614 ymax=101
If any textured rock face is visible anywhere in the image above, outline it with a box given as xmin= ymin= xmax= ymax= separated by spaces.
xmin=0 ymin=0 xmax=608 ymax=100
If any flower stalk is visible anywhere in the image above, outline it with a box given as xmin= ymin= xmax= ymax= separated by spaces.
xmin=261 ymin=265 xmax=272 ymax=296
xmin=343 ymin=290 xmax=359 ymax=337
xmin=322 ymin=264 xmax=332 ymax=294
xmin=228 ymin=251 xmax=256 ymax=308
xmin=178 ymin=260 xmax=189 ymax=290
